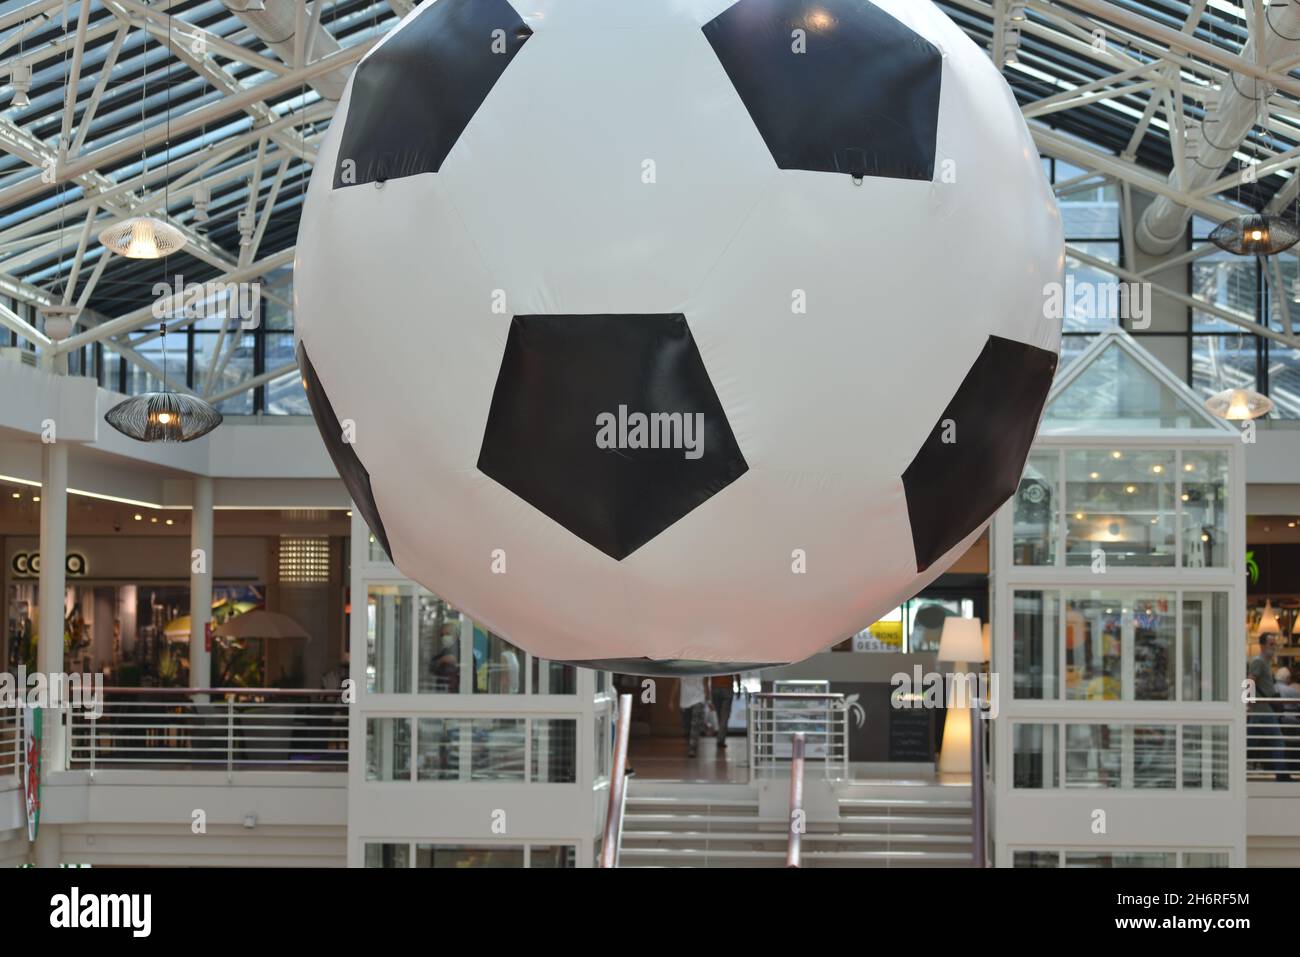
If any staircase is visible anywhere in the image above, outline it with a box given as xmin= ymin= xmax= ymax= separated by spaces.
xmin=618 ymin=779 xmax=973 ymax=868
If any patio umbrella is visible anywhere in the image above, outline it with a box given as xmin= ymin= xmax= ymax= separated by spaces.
xmin=163 ymin=601 xmax=258 ymax=641
xmin=213 ymin=610 xmax=312 ymax=642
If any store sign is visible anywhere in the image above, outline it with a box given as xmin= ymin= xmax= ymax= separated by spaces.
xmin=10 ymin=551 xmax=87 ymax=578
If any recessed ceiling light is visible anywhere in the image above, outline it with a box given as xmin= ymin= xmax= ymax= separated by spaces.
xmin=134 ymin=514 xmax=143 ymax=521
xmin=165 ymin=519 xmax=174 ymax=526
xmin=150 ymin=517 xmax=158 ymax=523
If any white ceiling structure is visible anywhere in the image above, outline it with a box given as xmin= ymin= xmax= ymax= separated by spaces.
xmin=0 ymin=0 xmax=1298 ymax=405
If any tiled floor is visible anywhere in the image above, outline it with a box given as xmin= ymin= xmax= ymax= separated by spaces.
xmin=627 ymin=735 xmax=750 ymax=783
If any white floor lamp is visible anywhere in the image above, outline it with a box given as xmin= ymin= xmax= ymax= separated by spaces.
xmin=937 ymin=616 xmax=986 ymax=775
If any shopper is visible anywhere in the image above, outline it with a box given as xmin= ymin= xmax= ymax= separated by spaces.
xmin=678 ymin=676 xmax=707 ymax=758
xmin=1248 ymin=635 xmax=1293 ymax=781
xmin=710 ymin=673 xmax=738 ymax=750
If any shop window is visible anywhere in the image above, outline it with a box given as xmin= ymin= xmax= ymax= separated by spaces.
xmin=1012 ymin=850 xmax=1060 ymax=867
xmin=1012 ymin=723 xmax=1058 ymax=789
xmin=1065 ymin=851 xmax=1177 ymax=868
xmin=530 ymin=845 xmax=577 ymax=868
xmin=1182 ymin=724 xmax=1230 ymax=791
xmin=532 ymin=658 xmax=577 ymax=694
xmin=1064 ymin=723 xmax=1176 ymax=789
xmin=1065 ymin=591 xmax=1176 ymax=701
xmin=470 ymin=718 xmax=526 ymax=781
xmin=1180 ymin=451 xmax=1229 ymax=567
xmin=1013 ymin=590 xmax=1058 ymax=700
xmin=1182 ymin=592 xmax=1229 ymax=701
xmin=1013 ymin=451 xmax=1058 ymax=566
xmin=366 ymin=586 xmax=413 ymax=694
xmin=1182 ymin=851 xmax=1229 ymax=867
xmin=414 ymin=845 xmax=525 ymax=868
xmin=364 ymin=843 xmax=410 ymax=868
xmin=365 ymin=717 xmax=412 ymax=781
xmin=1065 ymin=449 xmax=1177 ymax=568
xmin=474 ymin=631 xmax=525 ymax=694
xmin=416 ymin=718 xmax=464 ymax=781
xmin=595 ymin=712 xmax=610 ymax=781
xmin=416 ymin=594 xmax=467 ymax=694
xmin=531 ymin=719 xmax=577 ymax=783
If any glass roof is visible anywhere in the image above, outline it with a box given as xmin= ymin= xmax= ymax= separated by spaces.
xmin=1043 ymin=334 xmax=1224 ymax=433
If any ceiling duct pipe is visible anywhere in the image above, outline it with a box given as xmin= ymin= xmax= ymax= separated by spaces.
xmin=223 ymin=0 xmax=351 ymax=102
xmin=1134 ymin=2 xmax=1300 ymax=255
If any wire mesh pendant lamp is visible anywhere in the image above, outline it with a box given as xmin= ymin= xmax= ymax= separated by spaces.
xmin=104 ymin=325 xmax=222 ymax=442
xmin=1208 ymin=212 xmax=1300 ymax=256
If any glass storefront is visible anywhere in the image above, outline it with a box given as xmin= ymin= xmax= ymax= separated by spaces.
xmin=1012 ymin=721 xmax=1230 ymax=792
xmin=366 ymin=584 xmax=576 ymax=697
xmin=363 ymin=842 xmax=576 ymax=868
xmin=1012 ymin=589 xmax=1229 ymax=702
xmin=1013 ymin=448 xmax=1229 ymax=570
xmin=6 ymin=579 xmax=267 ymax=686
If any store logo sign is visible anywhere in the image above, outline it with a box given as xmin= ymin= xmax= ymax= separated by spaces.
xmin=1247 ymin=549 xmax=1260 ymax=586
xmin=10 ymin=551 xmax=87 ymax=578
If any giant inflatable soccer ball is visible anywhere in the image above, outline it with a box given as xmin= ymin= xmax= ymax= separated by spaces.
xmin=295 ymin=0 xmax=1063 ymax=673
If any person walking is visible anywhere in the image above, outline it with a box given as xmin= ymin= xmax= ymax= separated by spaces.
xmin=678 ymin=676 xmax=707 ymax=758
xmin=710 ymin=673 xmax=738 ymax=750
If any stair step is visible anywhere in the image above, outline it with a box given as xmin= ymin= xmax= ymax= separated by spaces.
xmin=839 ymin=797 xmax=971 ymax=811
xmin=621 ymin=830 xmax=971 ymax=845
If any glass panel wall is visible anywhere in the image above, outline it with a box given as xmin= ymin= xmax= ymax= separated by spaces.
xmin=1013 ymin=588 xmax=1229 ymax=703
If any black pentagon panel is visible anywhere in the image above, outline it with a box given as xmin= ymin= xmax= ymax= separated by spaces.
xmin=332 ymin=0 xmax=532 ymax=189
xmin=566 ymin=658 xmax=780 ymax=677
xmin=296 ymin=342 xmax=392 ymax=558
xmin=902 ymin=336 xmax=1058 ymax=573
xmin=477 ymin=315 xmax=749 ymax=561
xmin=703 ymin=0 xmax=942 ymax=181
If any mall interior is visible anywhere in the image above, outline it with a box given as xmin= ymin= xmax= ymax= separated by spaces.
xmin=2 ymin=0 xmax=1300 ymax=869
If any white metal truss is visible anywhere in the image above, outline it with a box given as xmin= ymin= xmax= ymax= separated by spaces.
xmin=0 ymin=0 xmax=1297 ymax=411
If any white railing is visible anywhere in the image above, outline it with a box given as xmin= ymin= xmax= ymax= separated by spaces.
xmin=0 ymin=708 xmax=20 ymax=780
xmin=748 ymin=692 xmax=848 ymax=781
xmin=66 ymin=688 xmax=348 ymax=774
xmin=1247 ymin=698 xmax=1300 ymax=781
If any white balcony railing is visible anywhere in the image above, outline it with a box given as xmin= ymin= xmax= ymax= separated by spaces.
xmin=1247 ymin=697 xmax=1300 ymax=781
xmin=65 ymin=688 xmax=348 ymax=774
xmin=0 ymin=708 xmax=20 ymax=779
xmin=748 ymin=692 xmax=848 ymax=781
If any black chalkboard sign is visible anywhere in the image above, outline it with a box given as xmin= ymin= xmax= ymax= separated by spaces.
xmin=889 ymin=707 xmax=935 ymax=762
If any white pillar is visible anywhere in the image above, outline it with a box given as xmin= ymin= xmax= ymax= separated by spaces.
xmin=37 ymin=439 xmax=67 ymax=766
xmin=190 ymin=476 xmax=214 ymax=693
xmin=35 ymin=435 xmax=68 ymax=868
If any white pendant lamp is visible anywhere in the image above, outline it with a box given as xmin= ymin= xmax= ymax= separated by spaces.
xmin=1204 ymin=387 xmax=1273 ymax=421
xmin=1256 ymin=600 xmax=1282 ymax=637
xmin=98 ymin=216 xmax=187 ymax=260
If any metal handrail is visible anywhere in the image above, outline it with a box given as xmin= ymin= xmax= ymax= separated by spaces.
xmin=969 ymin=699 xmax=986 ymax=868
xmin=786 ymin=731 xmax=806 ymax=869
xmin=598 ymin=693 xmax=633 ymax=869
